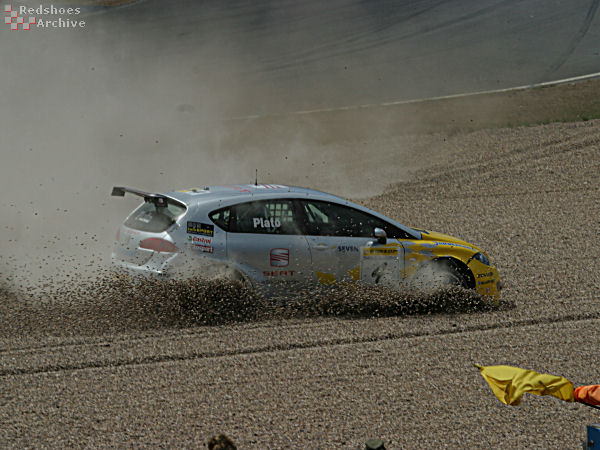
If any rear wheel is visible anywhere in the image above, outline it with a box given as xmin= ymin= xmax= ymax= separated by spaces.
xmin=228 ymin=268 xmax=254 ymax=291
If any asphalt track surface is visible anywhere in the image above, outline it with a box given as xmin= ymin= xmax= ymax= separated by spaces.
xmin=4 ymin=0 xmax=600 ymax=115
xmin=93 ymin=0 xmax=600 ymax=115
xmin=113 ymin=0 xmax=600 ymax=114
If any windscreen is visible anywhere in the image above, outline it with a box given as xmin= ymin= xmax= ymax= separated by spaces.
xmin=124 ymin=200 xmax=186 ymax=233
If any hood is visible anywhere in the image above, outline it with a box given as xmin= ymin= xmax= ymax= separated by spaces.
xmin=418 ymin=229 xmax=481 ymax=251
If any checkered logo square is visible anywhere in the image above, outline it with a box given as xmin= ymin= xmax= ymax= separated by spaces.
xmin=4 ymin=5 xmax=36 ymax=30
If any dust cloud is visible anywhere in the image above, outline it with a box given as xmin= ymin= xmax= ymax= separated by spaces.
xmin=0 ymin=6 xmax=296 ymax=286
xmin=0 ymin=3 xmax=429 ymax=292
xmin=0 ymin=2 xmax=503 ymax=307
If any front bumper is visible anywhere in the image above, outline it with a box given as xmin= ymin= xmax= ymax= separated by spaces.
xmin=468 ymin=257 xmax=502 ymax=303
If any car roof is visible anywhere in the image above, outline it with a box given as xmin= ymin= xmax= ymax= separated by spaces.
xmin=166 ymin=184 xmax=344 ymax=204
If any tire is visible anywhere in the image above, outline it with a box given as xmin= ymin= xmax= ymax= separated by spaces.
xmin=229 ymin=269 xmax=254 ymax=291
xmin=411 ymin=258 xmax=471 ymax=290
xmin=431 ymin=258 xmax=471 ymax=289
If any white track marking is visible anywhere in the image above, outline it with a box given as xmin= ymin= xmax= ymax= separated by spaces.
xmin=228 ymin=71 xmax=600 ymax=121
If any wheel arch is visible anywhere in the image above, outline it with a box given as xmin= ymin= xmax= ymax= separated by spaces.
xmin=431 ymin=256 xmax=475 ymax=289
xmin=227 ymin=264 xmax=256 ymax=289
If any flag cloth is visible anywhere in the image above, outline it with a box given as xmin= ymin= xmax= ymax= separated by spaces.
xmin=475 ymin=364 xmax=575 ymax=406
xmin=575 ymin=385 xmax=600 ymax=406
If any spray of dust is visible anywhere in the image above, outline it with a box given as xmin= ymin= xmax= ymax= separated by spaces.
xmin=0 ymin=2 xmax=509 ymax=328
xmin=0 ymin=6 xmax=290 ymax=287
xmin=0 ymin=3 xmax=424 ymax=290
xmin=0 ymin=273 xmax=506 ymax=339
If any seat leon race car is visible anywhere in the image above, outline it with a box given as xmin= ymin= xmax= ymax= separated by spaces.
xmin=111 ymin=184 xmax=502 ymax=301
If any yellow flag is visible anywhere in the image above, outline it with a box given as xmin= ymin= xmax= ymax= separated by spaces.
xmin=475 ymin=364 xmax=574 ymax=405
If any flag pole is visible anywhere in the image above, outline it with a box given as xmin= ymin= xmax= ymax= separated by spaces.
xmin=574 ymin=385 xmax=600 ymax=410
xmin=579 ymin=402 xmax=600 ymax=411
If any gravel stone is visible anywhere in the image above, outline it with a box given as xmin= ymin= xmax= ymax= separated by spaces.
xmin=1 ymin=119 xmax=599 ymax=448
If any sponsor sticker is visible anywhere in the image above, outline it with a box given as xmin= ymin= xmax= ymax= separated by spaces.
xmin=187 ymin=221 xmax=214 ymax=237
xmin=248 ymin=184 xmax=287 ymax=189
xmin=192 ymin=243 xmax=214 ymax=253
xmin=263 ymin=270 xmax=295 ymax=277
xmin=270 ymin=248 xmax=289 ymax=267
xmin=136 ymin=211 xmax=153 ymax=224
xmin=363 ymin=247 xmax=398 ymax=256
xmin=477 ymin=272 xmax=494 ymax=278
xmin=435 ymin=242 xmax=474 ymax=250
xmin=337 ymin=245 xmax=359 ymax=252
xmin=178 ymin=188 xmax=208 ymax=194
xmin=187 ymin=235 xmax=211 ymax=244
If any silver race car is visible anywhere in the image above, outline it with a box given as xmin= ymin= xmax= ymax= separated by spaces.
xmin=112 ymin=184 xmax=501 ymax=300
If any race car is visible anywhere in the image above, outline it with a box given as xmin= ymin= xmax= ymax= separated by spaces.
xmin=111 ymin=184 xmax=502 ymax=300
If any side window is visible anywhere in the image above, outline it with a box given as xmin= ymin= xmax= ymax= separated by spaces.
xmin=229 ymin=200 xmax=302 ymax=235
xmin=299 ymin=200 xmax=408 ymax=238
xmin=209 ymin=207 xmax=231 ymax=231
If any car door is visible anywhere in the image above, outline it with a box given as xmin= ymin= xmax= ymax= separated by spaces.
xmin=296 ymin=199 xmax=405 ymax=285
xmin=224 ymin=199 xmax=313 ymax=283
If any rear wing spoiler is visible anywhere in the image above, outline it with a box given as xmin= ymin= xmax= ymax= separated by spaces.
xmin=111 ymin=186 xmax=170 ymax=207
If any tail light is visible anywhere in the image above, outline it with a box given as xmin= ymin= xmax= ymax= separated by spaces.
xmin=139 ymin=238 xmax=179 ymax=253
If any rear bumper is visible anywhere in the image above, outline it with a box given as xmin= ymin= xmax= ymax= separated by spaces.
xmin=111 ymin=250 xmax=242 ymax=281
xmin=111 ymin=251 xmax=176 ymax=277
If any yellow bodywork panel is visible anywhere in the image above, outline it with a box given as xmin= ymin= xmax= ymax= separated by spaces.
xmin=316 ymin=271 xmax=336 ymax=285
xmin=313 ymin=229 xmax=501 ymax=302
xmin=348 ymin=266 xmax=361 ymax=281
xmin=401 ymin=230 xmax=501 ymax=303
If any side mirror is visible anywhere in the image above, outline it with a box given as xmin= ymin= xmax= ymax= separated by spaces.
xmin=374 ymin=227 xmax=387 ymax=245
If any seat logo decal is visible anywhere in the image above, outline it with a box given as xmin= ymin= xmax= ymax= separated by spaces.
xmin=270 ymin=248 xmax=289 ymax=267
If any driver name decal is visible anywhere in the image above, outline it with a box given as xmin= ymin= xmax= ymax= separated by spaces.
xmin=253 ymin=218 xmax=281 ymax=228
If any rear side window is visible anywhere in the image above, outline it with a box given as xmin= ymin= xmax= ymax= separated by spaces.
xmin=124 ymin=201 xmax=186 ymax=232
xmin=209 ymin=208 xmax=231 ymax=231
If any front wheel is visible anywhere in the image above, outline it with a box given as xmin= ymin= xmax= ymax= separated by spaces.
xmin=411 ymin=258 xmax=472 ymax=290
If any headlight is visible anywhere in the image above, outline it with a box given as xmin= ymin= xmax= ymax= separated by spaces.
xmin=472 ymin=252 xmax=490 ymax=266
